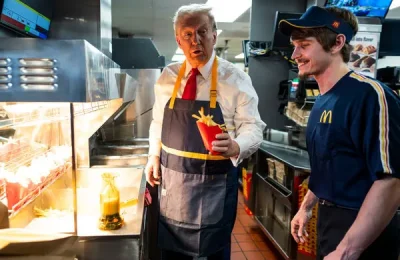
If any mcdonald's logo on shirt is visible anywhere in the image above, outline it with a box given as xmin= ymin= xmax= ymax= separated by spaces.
xmin=320 ymin=110 xmax=332 ymax=124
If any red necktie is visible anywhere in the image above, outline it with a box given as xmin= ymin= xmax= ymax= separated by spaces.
xmin=182 ymin=68 xmax=199 ymax=100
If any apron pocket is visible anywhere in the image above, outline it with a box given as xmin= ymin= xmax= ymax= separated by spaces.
xmin=159 ymin=167 xmax=183 ymax=222
xmin=200 ymin=174 xmax=227 ymax=225
xmin=181 ymin=173 xmax=227 ymax=226
xmin=160 ymin=167 xmax=227 ymax=226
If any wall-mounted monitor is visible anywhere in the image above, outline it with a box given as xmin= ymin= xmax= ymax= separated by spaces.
xmin=324 ymin=0 xmax=393 ymax=19
xmin=379 ymin=18 xmax=400 ymax=57
xmin=271 ymin=11 xmax=302 ymax=51
xmin=0 ymin=0 xmax=53 ymax=39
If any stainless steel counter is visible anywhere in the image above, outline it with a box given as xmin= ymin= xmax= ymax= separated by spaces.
xmin=254 ymin=141 xmax=311 ymax=260
xmin=75 ymin=167 xmax=147 ymax=237
xmin=259 ymin=141 xmax=311 ymax=173
xmin=76 ymin=234 xmax=142 ymax=260
xmin=75 ymin=170 xmax=147 ymax=260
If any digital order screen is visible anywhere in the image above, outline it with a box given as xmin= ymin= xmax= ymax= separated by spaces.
xmin=1 ymin=0 xmax=51 ymax=39
xmin=325 ymin=0 xmax=393 ymax=19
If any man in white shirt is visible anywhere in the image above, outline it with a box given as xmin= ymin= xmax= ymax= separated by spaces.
xmin=145 ymin=3 xmax=265 ymax=259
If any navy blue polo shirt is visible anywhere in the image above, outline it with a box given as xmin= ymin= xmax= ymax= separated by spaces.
xmin=307 ymin=71 xmax=400 ymax=209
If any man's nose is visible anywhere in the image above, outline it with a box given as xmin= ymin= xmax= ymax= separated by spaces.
xmin=291 ymin=47 xmax=300 ymax=60
xmin=191 ymin=32 xmax=201 ymax=45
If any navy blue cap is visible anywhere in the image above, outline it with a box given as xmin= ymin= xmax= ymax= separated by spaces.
xmin=279 ymin=6 xmax=355 ymax=43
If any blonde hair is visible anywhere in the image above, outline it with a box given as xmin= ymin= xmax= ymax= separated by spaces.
xmin=173 ymin=4 xmax=217 ymax=33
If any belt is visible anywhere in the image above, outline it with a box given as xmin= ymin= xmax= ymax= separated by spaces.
xmin=318 ymin=199 xmax=359 ymax=211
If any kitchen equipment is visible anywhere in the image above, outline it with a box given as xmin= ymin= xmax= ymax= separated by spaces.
xmin=0 ymin=39 xmax=148 ymax=260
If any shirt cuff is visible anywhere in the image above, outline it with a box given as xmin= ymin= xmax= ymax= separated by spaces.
xmin=230 ymin=138 xmax=248 ymax=167
xmin=148 ymin=140 xmax=161 ymax=157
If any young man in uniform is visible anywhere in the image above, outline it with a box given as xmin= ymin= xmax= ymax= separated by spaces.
xmin=145 ymin=4 xmax=265 ymax=260
xmin=279 ymin=6 xmax=400 ymax=260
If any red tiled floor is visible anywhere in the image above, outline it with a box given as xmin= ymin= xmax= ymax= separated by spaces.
xmin=244 ymin=226 xmax=263 ymax=234
xmin=231 ymin=189 xmax=284 ymax=259
xmin=238 ymin=193 xmax=245 ymax=204
xmin=234 ymin=233 xmax=253 ymax=242
xmin=233 ymin=224 xmax=247 ymax=234
xmin=231 ymin=251 xmax=247 ymax=260
xmin=231 ymin=242 xmax=242 ymax=252
xmin=250 ymin=233 xmax=266 ymax=242
xmin=237 ymin=207 xmax=248 ymax=215
xmin=243 ymin=251 xmax=265 ymax=260
xmin=231 ymin=234 xmax=237 ymax=243
xmin=238 ymin=241 xmax=259 ymax=251
xmin=261 ymin=250 xmax=280 ymax=260
xmin=255 ymin=241 xmax=270 ymax=251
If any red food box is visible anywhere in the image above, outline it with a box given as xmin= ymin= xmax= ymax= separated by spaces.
xmin=196 ymin=121 xmax=223 ymax=155
xmin=0 ymin=140 xmax=22 ymax=162
xmin=6 ymin=182 xmax=28 ymax=210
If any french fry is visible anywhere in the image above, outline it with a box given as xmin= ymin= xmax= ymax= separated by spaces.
xmin=192 ymin=107 xmax=225 ymax=129
xmin=192 ymin=107 xmax=230 ymax=155
xmin=192 ymin=107 xmax=217 ymax=127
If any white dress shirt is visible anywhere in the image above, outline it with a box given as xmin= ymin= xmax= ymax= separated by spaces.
xmin=149 ymin=51 xmax=266 ymax=166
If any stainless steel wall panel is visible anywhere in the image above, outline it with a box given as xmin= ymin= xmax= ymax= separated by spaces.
xmin=0 ymin=39 xmax=120 ymax=102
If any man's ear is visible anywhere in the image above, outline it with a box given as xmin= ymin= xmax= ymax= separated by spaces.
xmin=331 ymin=34 xmax=346 ymax=55
xmin=212 ymin=30 xmax=217 ymax=45
xmin=176 ymin=35 xmax=181 ymax=47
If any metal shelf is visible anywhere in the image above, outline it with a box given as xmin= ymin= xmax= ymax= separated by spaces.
xmin=73 ymin=101 xmax=110 ymax=116
xmin=265 ymin=176 xmax=291 ymax=196
xmin=0 ymin=104 xmax=70 ymax=130
xmin=1 ymin=142 xmax=48 ymax=173
xmin=284 ymin=107 xmax=308 ymax=128
xmin=7 ymin=161 xmax=72 ymax=217
xmin=255 ymin=216 xmax=291 ymax=260
xmin=0 ymin=140 xmax=73 ymax=217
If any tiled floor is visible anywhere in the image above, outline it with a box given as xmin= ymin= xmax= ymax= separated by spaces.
xmin=231 ymin=190 xmax=284 ymax=260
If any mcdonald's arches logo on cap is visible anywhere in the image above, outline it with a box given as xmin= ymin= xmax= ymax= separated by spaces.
xmin=332 ymin=21 xmax=340 ymax=28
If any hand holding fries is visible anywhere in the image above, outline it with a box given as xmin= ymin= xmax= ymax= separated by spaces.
xmin=212 ymin=133 xmax=240 ymax=158
xmin=192 ymin=107 xmax=238 ymax=157
xmin=192 ymin=107 xmax=224 ymax=155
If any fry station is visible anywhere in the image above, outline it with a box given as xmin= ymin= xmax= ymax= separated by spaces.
xmin=1 ymin=0 xmax=400 ymax=260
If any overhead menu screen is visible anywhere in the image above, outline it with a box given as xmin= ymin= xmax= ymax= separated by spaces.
xmin=325 ymin=0 xmax=393 ymax=19
xmin=0 ymin=0 xmax=53 ymax=39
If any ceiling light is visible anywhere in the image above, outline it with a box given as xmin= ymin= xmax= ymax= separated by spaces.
xmin=235 ymin=53 xmax=244 ymax=59
xmin=171 ymin=54 xmax=186 ymax=62
xmin=390 ymin=0 xmax=400 ymax=9
xmin=206 ymin=0 xmax=251 ymax=22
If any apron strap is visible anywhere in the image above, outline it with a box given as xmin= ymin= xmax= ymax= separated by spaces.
xmin=210 ymin=57 xmax=218 ymax=109
xmin=169 ymin=57 xmax=218 ymax=110
xmin=169 ymin=61 xmax=186 ymax=109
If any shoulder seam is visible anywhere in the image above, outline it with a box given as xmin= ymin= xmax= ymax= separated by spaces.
xmin=349 ymin=72 xmax=392 ymax=174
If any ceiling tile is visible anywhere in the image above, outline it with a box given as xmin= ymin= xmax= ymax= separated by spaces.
xmin=112 ymin=0 xmax=250 ymax=64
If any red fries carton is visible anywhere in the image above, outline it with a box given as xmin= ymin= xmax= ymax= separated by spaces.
xmin=196 ymin=121 xmax=223 ymax=155
xmin=193 ymin=107 xmax=227 ymax=155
